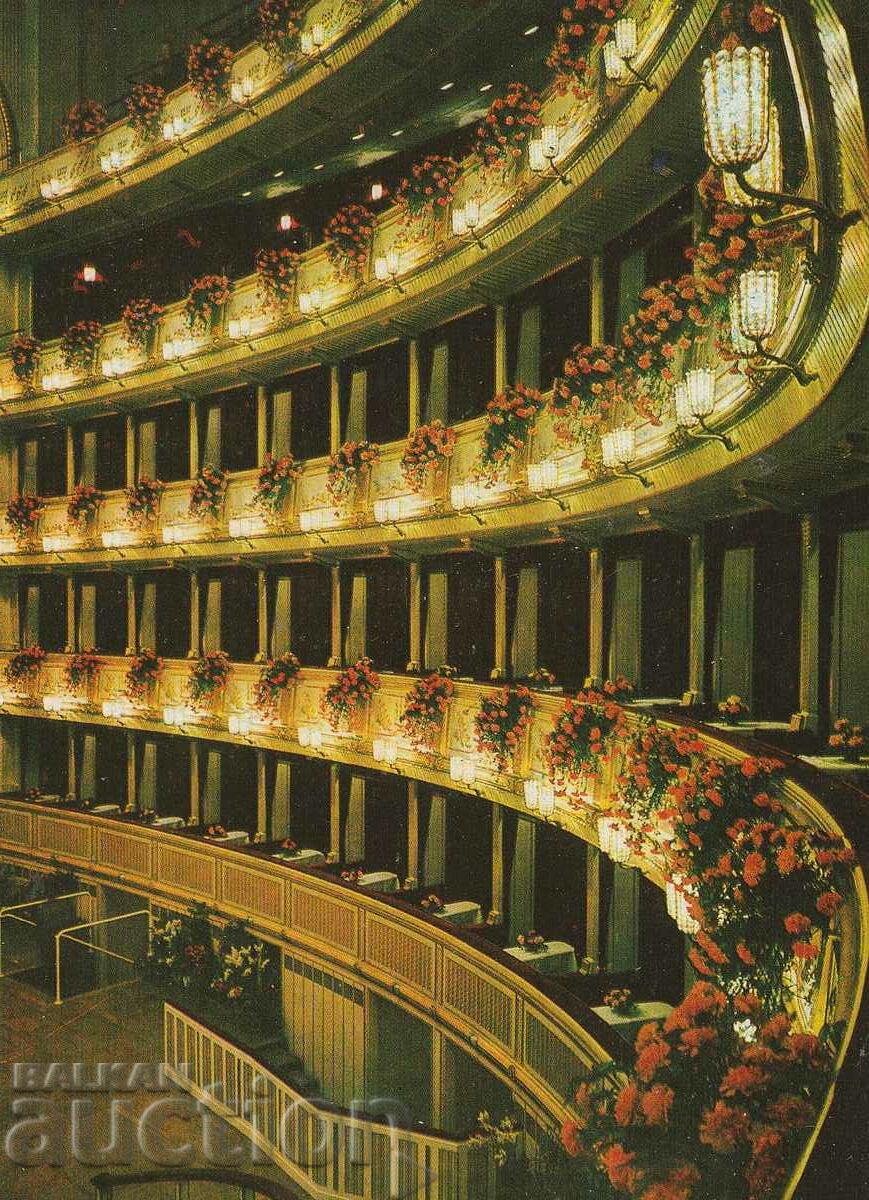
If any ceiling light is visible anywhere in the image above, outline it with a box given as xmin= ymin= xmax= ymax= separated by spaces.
xmin=273 ymin=169 xmax=285 ymax=178
xmin=391 ymin=129 xmax=403 ymax=137
xmin=439 ymin=81 xmax=455 ymax=91
xmin=479 ymin=83 xmax=493 ymax=92
xmin=241 ymin=190 xmax=252 ymax=197
xmin=313 ymin=162 xmax=325 ymax=171
xmin=523 ymin=24 xmax=539 ymax=36
xmin=351 ymin=129 xmax=365 ymax=141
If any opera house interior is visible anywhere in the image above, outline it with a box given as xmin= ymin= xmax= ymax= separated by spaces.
xmin=0 ymin=1 xmax=865 ymax=1197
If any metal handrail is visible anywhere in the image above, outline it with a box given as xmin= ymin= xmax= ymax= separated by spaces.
xmin=54 ymin=908 xmax=149 ymax=1005
xmin=0 ymin=889 xmax=91 ymax=978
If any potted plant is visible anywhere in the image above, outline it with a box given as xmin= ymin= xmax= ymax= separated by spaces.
xmin=718 ymin=694 xmax=747 ymax=725
xmin=478 ymin=384 xmax=544 ymax=482
xmin=828 ymin=718 xmax=864 ymax=763
xmin=400 ymin=671 xmax=455 ymax=752
xmin=400 ymin=421 xmax=457 ymax=493
xmin=324 ymin=202 xmax=376 ymax=278
xmin=5 ymin=645 xmax=47 ymax=700
xmin=253 ymin=651 xmax=300 ymax=722
xmin=420 ymin=893 xmax=446 ymax=913
xmin=321 ymin=657 xmax=380 ymax=731
xmin=474 ymin=81 xmax=541 ymax=167
xmin=184 ymin=274 xmax=231 ymax=335
xmin=10 ymin=334 xmax=40 ymax=386
xmin=516 ymin=930 xmax=548 ymax=952
xmin=257 ymin=0 xmax=304 ymax=61
xmin=60 ymin=320 xmax=103 ymax=375
xmin=67 ymin=484 xmax=105 ymax=530
xmin=253 ymin=452 xmax=300 ymax=518
xmin=255 ymin=246 xmax=300 ymax=310
xmin=146 ymin=903 xmax=215 ymax=996
xmin=341 ymin=868 xmax=365 ymax=884
xmin=474 ymin=684 xmax=534 ymax=772
xmin=62 ymin=98 xmax=108 ymax=143
xmin=603 ymin=986 xmax=636 ymax=1015
xmin=544 ymin=684 xmax=628 ymax=800
xmin=186 ymin=37 xmax=234 ymax=106
xmin=123 ymin=477 xmax=165 ymax=530
xmin=546 ymin=1 xmax=627 ymax=98
xmin=125 ymin=82 xmax=166 ymax=142
xmin=188 ymin=465 xmax=227 ymax=524
xmin=396 ymin=154 xmax=461 ymax=230
xmin=6 ymin=493 xmax=45 ymax=545
xmin=326 ymin=440 xmax=380 ymax=506
xmin=124 ymin=649 xmax=163 ymax=704
xmin=121 ymin=296 xmax=164 ymax=352
xmin=188 ymin=650 xmax=232 ymax=714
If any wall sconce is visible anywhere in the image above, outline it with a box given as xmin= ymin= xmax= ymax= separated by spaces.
xmin=43 ymin=693 xmax=81 ymax=713
xmin=737 ymin=268 xmax=817 ymax=385
xmin=373 ymin=494 xmax=410 ymax=535
xmin=523 ymin=777 xmax=555 ymax=817
xmin=279 ymin=213 xmax=295 ymax=232
xmin=227 ymin=315 xmax=258 ymax=348
xmin=370 ymin=182 xmax=385 ymax=202
xmin=101 ymin=354 xmax=132 ymax=385
xmin=701 ymin=45 xmax=859 ymax=238
xmin=673 ymin=369 xmax=737 ymax=452
xmin=43 ymin=532 xmax=79 ymax=553
xmin=230 ymin=76 xmax=256 ymax=111
xmin=299 ymin=507 xmax=331 ymax=537
xmin=102 ymin=697 xmax=138 ymax=719
xmin=597 ymin=816 xmax=632 ymax=864
xmin=373 ymin=250 xmax=404 ymax=292
xmin=300 ymin=23 xmax=330 ymax=68
xmin=100 ymin=149 xmax=126 ymax=180
xmin=450 ymin=479 xmax=486 ymax=524
xmin=528 ymin=125 xmax=570 ymax=185
xmin=603 ymin=18 xmax=656 ymax=92
xmin=40 ymin=177 xmax=67 ymax=205
xmin=728 ymin=290 xmax=755 ymax=358
xmin=163 ymin=520 xmax=210 ymax=545
xmin=161 ymin=334 xmax=198 ymax=367
xmin=298 ymin=288 xmax=327 ymax=325
xmin=449 ymin=754 xmax=477 ymax=786
xmin=163 ymin=704 xmax=197 ymax=726
xmin=102 ymin=527 xmax=142 ymax=549
xmin=82 ymin=263 xmax=97 ymax=284
xmin=601 ymin=426 xmax=651 ymax=488
xmin=297 ymin=723 xmax=324 ymax=750
xmin=40 ymin=370 xmax=75 ymax=394
xmin=162 ymin=115 xmax=190 ymax=154
xmin=372 ymin=737 xmax=399 ymax=766
xmin=228 ymin=513 xmax=268 ymax=539
xmin=228 ymin=710 xmax=256 ymax=736
xmin=527 ymin=459 xmax=567 ymax=509
xmin=451 ymin=199 xmax=487 ymax=249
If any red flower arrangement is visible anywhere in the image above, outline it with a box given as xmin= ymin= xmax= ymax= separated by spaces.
xmin=5 ymin=646 xmax=47 ymax=684
xmin=516 ymin=930 xmax=547 ymax=951
xmin=603 ymin=986 xmax=635 ymax=1014
xmin=121 ymin=296 xmax=164 ymax=351
xmin=186 ymin=37 xmax=234 ymax=106
xmin=253 ymin=453 xmax=301 ymax=514
xmin=62 ymin=98 xmax=108 ymax=144
xmin=324 ymin=203 xmax=377 ymax=276
xmin=10 ymin=334 xmax=40 ymax=385
xmin=396 ymin=154 xmax=462 ymax=221
xmin=546 ymin=1 xmax=626 ymax=98
xmin=257 ymin=0 xmax=303 ymax=59
xmin=124 ymin=477 xmax=165 ymax=527
xmin=828 ymin=717 xmax=864 ymax=761
xmin=60 ymin=320 xmax=103 ymax=373
xmin=400 ymin=671 xmax=455 ymax=751
xmin=719 ymin=694 xmax=748 ymax=723
xmin=184 ymin=274 xmax=231 ymax=334
xmin=255 ymin=247 xmax=300 ymax=309
xmin=125 ymin=649 xmax=163 ymax=701
xmin=544 ymin=684 xmax=629 ymax=797
xmin=125 ymin=82 xmax=166 ymax=141
xmin=474 ymin=82 xmax=541 ymax=167
xmin=473 ymin=684 xmax=533 ymax=771
xmin=326 ymin=440 xmax=380 ymax=504
xmin=189 ymin=465 xmax=227 ymax=521
xmin=550 ymin=342 xmax=621 ymax=455
xmin=400 ymin=421 xmax=457 ymax=491
xmin=67 ymin=484 xmax=105 ymax=526
xmin=253 ymin=652 xmax=300 ymax=718
xmin=478 ymin=384 xmax=544 ymax=480
xmin=6 ymin=494 xmax=45 ymax=542
xmin=64 ymin=649 xmax=102 ymax=694
xmin=321 ymin=657 xmax=380 ymax=729
xmin=419 ymin=893 xmax=445 ymax=913
xmin=188 ymin=650 xmax=232 ymax=705
xmin=561 ymin=982 xmax=832 ymax=1200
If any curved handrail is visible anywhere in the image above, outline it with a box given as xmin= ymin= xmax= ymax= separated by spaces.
xmin=91 ymin=1166 xmax=306 ymax=1199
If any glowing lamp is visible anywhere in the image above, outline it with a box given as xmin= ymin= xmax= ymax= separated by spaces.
xmin=738 ymin=268 xmax=779 ymax=342
xmin=601 ymin=426 xmax=636 ymax=469
xmin=614 ymin=17 xmax=638 ymax=60
xmin=701 ymin=46 xmax=769 ymax=170
xmin=723 ymin=103 xmax=782 ymax=207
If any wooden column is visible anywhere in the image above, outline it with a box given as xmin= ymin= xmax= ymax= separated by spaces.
xmin=588 ymin=546 xmax=604 ymax=684
xmin=585 ymin=845 xmax=601 ymax=970
xmin=65 ymin=427 xmax=75 ymax=492
xmin=406 ymin=779 xmax=419 ymax=889
xmin=189 ymin=742 xmax=201 ymax=825
xmin=256 ymin=749 xmax=268 ymax=841
xmin=65 ymin=577 xmax=76 ymax=653
xmin=489 ymin=805 xmax=504 ymax=923
xmin=125 ymin=415 xmax=136 ymax=487
xmin=188 ymin=399 xmax=199 ymax=477
xmin=189 ymin=571 xmax=200 ymax=658
xmin=408 ymin=338 xmax=421 ymax=431
xmin=125 ymin=733 xmax=137 ymax=814
xmin=67 ymin=728 xmax=77 ymax=800
xmin=799 ymin=512 xmax=821 ymax=731
xmin=256 ymin=384 xmax=269 ymax=465
xmin=589 ymin=255 xmax=605 ymax=344
xmin=328 ymin=764 xmax=341 ymax=861
xmin=688 ymin=531 xmax=706 ymax=701
xmin=494 ymin=304 xmax=507 ymax=393
xmin=328 ymin=565 xmax=342 ymax=668
xmin=329 ymin=365 xmax=341 ymax=453
xmin=407 ymin=560 xmax=422 ymax=672
xmin=491 ymin=555 xmax=507 ymax=680
xmin=256 ymin=569 xmax=268 ymax=662
xmin=125 ymin=575 xmax=137 ymax=655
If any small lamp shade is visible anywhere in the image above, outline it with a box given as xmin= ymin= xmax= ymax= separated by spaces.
xmin=603 ymin=40 xmax=626 ymax=82
xmin=723 ymin=103 xmax=782 ymax=207
xmin=614 ymin=17 xmax=637 ymax=60
xmin=729 ymin=290 xmax=756 ymax=356
xmin=685 ymin=368 xmax=716 ymax=419
xmin=528 ymin=138 xmax=546 ymax=173
xmin=673 ymin=381 xmax=694 ymax=427
xmin=701 ymin=45 xmax=770 ymax=170
xmin=601 ymin=426 xmax=636 ymax=468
